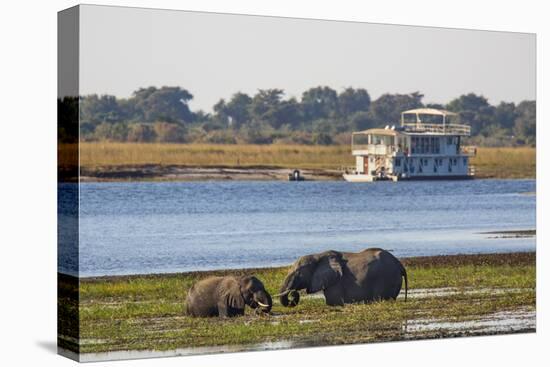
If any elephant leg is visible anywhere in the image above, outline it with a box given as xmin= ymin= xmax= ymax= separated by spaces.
xmin=217 ymin=302 xmax=245 ymax=317
xmin=323 ymin=286 xmax=344 ymax=306
xmin=372 ymin=279 xmax=399 ymax=301
xmin=217 ymin=302 xmax=230 ymax=317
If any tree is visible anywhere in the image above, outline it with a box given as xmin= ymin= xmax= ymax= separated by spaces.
xmin=301 ymin=86 xmax=339 ymax=122
xmin=494 ymin=102 xmax=517 ymax=130
xmin=225 ymin=93 xmax=253 ymax=129
xmin=338 ymin=88 xmax=371 ymax=118
xmin=369 ymin=92 xmax=424 ymax=126
xmin=513 ymin=101 xmax=536 ymax=145
xmin=132 ymin=86 xmax=194 ymax=123
xmin=80 ymin=94 xmax=123 ymax=124
xmin=349 ymin=111 xmax=376 ymax=131
xmin=446 ymin=93 xmax=495 ymax=135
xmin=249 ymin=89 xmax=299 ymax=129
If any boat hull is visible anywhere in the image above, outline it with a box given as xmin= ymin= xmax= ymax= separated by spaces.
xmin=343 ymin=174 xmax=474 ymax=182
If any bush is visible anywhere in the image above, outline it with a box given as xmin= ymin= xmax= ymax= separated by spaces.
xmin=203 ymin=130 xmax=237 ymax=144
xmin=153 ymin=122 xmax=187 ymax=143
xmin=127 ymin=124 xmax=156 ymax=142
xmin=312 ymin=132 xmax=333 ymax=145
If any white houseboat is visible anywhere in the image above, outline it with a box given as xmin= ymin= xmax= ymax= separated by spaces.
xmin=343 ymin=108 xmax=476 ymax=182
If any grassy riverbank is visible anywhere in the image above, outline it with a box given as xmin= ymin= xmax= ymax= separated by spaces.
xmin=470 ymin=147 xmax=535 ymax=178
xmin=59 ymin=252 xmax=535 ymax=355
xmin=60 ymin=143 xmax=536 ymax=180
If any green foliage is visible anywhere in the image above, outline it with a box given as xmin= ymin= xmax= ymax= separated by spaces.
xmin=133 ymin=86 xmax=194 ymax=123
xmin=369 ymin=92 xmax=424 ymax=125
xmin=92 ymin=122 xmax=130 ymax=141
xmin=312 ymin=132 xmax=333 ymax=145
xmin=153 ymin=122 xmax=187 ymax=143
xmin=447 ymin=93 xmax=495 ymax=135
xmin=74 ymin=86 xmax=536 ymax=146
xmin=349 ymin=111 xmax=375 ymax=131
xmin=301 ymin=86 xmax=339 ymax=121
xmin=127 ymin=124 xmax=156 ymax=142
xmin=80 ymin=94 xmax=123 ymax=124
xmin=338 ymin=87 xmax=371 ymax=118
xmin=513 ymin=101 xmax=536 ymax=145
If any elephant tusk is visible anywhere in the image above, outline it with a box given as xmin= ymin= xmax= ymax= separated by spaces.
xmin=256 ymin=301 xmax=270 ymax=308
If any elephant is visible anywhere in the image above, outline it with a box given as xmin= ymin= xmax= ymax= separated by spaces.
xmin=278 ymin=248 xmax=407 ymax=307
xmin=186 ymin=275 xmax=273 ymax=317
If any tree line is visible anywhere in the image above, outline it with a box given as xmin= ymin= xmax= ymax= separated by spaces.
xmin=58 ymin=86 xmax=536 ymax=146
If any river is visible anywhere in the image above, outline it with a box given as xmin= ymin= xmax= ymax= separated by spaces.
xmin=58 ymin=179 xmax=536 ymax=276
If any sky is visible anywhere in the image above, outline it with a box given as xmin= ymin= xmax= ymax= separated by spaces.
xmin=79 ymin=5 xmax=536 ymax=112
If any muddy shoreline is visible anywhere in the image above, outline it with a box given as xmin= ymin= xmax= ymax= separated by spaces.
xmin=79 ymin=165 xmax=342 ymax=182
xmin=481 ymin=229 xmax=536 ymax=239
xmin=77 ymin=165 xmax=530 ymax=182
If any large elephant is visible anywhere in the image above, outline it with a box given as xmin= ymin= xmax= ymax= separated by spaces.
xmin=278 ymin=248 xmax=407 ymax=307
xmin=186 ymin=275 xmax=272 ymax=317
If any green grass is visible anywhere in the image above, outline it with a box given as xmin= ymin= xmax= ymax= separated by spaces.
xmin=69 ymin=253 xmax=535 ymax=353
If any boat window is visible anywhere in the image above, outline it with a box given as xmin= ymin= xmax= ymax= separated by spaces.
xmin=463 ymin=158 xmax=467 ymax=165
xmin=353 ymin=134 xmax=369 ymax=146
xmin=395 ymin=158 xmax=401 ymax=167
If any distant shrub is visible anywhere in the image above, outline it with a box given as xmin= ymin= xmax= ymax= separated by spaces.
xmin=333 ymin=132 xmax=352 ymax=145
xmin=127 ymin=124 xmax=157 ymax=142
xmin=312 ymin=132 xmax=333 ymax=145
xmin=94 ymin=123 xmax=113 ymax=141
xmin=153 ymin=122 xmax=187 ymax=143
xmin=203 ymin=130 xmax=237 ymax=144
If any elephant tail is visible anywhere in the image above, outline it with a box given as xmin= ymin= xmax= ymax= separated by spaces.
xmin=401 ymin=265 xmax=408 ymax=302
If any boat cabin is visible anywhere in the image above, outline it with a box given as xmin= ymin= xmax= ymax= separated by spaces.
xmin=343 ymin=108 xmax=476 ymax=182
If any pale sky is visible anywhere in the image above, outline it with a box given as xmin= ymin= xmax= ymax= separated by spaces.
xmin=79 ymin=5 xmax=536 ymax=112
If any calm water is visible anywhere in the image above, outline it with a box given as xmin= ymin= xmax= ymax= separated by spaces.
xmin=59 ymin=179 xmax=536 ymax=277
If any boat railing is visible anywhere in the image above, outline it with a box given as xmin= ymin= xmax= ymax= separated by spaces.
xmin=402 ymin=122 xmax=471 ymax=136
xmin=351 ymin=144 xmax=399 ymax=155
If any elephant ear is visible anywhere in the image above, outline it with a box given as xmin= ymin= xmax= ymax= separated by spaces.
xmin=310 ymin=254 xmax=343 ymax=293
xmin=222 ymin=280 xmax=245 ymax=310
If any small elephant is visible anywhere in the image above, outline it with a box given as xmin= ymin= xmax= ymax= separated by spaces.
xmin=278 ymin=248 xmax=407 ymax=307
xmin=186 ymin=275 xmax=272 ymax=317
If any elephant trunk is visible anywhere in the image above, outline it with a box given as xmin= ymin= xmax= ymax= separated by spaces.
xmin=278 ymin=274 xmax=301 ymax=307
